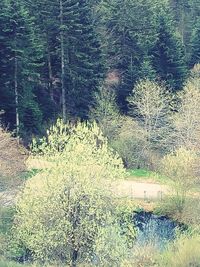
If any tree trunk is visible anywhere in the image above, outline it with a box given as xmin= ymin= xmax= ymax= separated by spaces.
xmin=47 ymin=36 xmax=54 ymax=101
xmin=70 ymin=249 xmax=78 ymax=267
xmin=60 ymin=0 xmax=67 ymax=122
xmin=14 ymin=53 xmax=19 ymax=138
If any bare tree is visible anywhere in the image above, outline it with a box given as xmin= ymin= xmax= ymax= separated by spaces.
xmin=127 ymin=79 xmax=172 ymax=152
xmin=172 ymin=66 xmax=200 ymax=150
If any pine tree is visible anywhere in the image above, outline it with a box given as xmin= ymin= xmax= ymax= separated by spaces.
xmin=100 ymin=0 xmax=160 ymax=111
xmin=0 ymin=0 xmax=16 ymax=128
xmin=138 ymin=56 xmax=157 ymax=81
xmin=62 ymin=0 xmax=104 ymax=119
xmin=190 ymin=19 xmax=200 ymax=67
xmin=152 ymin=11 xmax=188 ymax=91
xmin=22 ymin=0 xmax=60 ymax=122
xmin=170 ymin=0 xmax=191 ymax=46
xmin=0 ymin=0 xmax=43 ymax=135
xmin=25 ymin=0 xmax=104 ymax=120
xmin=169 ymin=0 xmax=200 ymax=61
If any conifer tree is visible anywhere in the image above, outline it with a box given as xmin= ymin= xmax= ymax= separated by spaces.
xmin=22 ymin=0 xmax=61 ymax=123
xmin=0 ymin=0 xmax=16 ymax=128
xmin=170 ymin=0 xmax=191 ymax=46
xmin=101 ymin=0 xmax=160 ymax=111
xmin=25 ymin=0 xmax=104 ymax=120
xmin=138 ymin=56 xmax=157 ymax=81
xmin=62 ymin=0 xmax=104 ymax=119
xmin=0 ymin=0 xmax=43 ymax=135
xmin=24 ymin=0 xmax=60 ymax=99
xmin=190 ymin=19 xmax=200 ymax=67
xmin=152 ymin=12 xmax=187 ymax=91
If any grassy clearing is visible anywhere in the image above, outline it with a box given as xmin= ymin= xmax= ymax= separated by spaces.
xmin=0 ymin=260 xmax=28 ymax=267
xmin=0 ymin=261 xmax=50 ymax=267
xmin=126 ymin=168 xmax=171 ymax=185
xmin=127 ymin=169 xmax=153 ymax=177
xmin=158 ymin=232 xmax=200 ymax=267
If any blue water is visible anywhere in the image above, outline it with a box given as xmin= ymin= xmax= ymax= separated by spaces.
xmin=134 ymin=211 xmax=180 ymax=249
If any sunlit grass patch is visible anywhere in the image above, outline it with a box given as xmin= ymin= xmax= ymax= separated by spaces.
xmin=127 ymin=169 xmax=153 ymax=177
xmin=159 ymin=233 xmax=200 ymax=267
xmin=126 ymin=168 xmax=171 ymax=184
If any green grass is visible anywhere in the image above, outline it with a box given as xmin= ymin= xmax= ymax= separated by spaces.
xmin=20 ymin=169 xmax=41 ymax=181
xmin=0 ymin=207 xmax=15 ymax=235
xmin=126 ymin=168 xmax=171 ymax=184
xmin=0 ymin=260 xmax=24 ymax=267
xmin=159 ymin=233 xmax=200 ymax=267
xmin=127 ymin=169 xmax=154 ymax=177
xmin=0 ymin=261 xmax=40 ymax=267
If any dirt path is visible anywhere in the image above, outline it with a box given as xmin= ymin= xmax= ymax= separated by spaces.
xmin=115 ymin=180 xmax=169 ymax=200
xmin=1 ymin=180 xmax=169 ymax=206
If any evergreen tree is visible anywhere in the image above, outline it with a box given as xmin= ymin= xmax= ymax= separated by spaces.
xmin=138 ymin=56 xmax=157 ymax=81
xmin=0 ymin=0 xmax=43 ymax=135
xmin=0 ymin=0 xmax=16 ymax=128
xmin=62 ymin=0 xmax=104 ymax=119
xmin=190 ymin=19 xmax=200 ymax=67
xmin=152 ymin=12 xmax=187 ymax=91
xmin=170 ymin=0 xmax=191 ymax=46
xmin=1 ymin=0 xmax=197 ymax=139
xmin=25 ymin=0 xmax=104 ymax=120
xmin=169 ymin=0 xmax=200 ymax=59
xmin=189 ymin=0 xmax=200 ymax=24
xmin=101 ymin=0 xmax=160 ymax=111
xmin=22 ymin=0 xmax=60 ymax=120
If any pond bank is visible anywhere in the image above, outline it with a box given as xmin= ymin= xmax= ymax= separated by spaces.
xmin=133 ymin=211 xmax=186 ymax=250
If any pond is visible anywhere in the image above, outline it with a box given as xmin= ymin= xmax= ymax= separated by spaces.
xmin=133 ymin=211 xmax=184 ymax=250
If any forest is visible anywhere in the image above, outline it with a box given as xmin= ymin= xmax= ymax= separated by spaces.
xmin=1 ymin=0 xmax=200 ymax=266
xmin=0 ymin=0 xmax=200 ymax=138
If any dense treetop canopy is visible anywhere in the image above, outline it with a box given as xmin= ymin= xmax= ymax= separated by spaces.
xmin=0 ymin=0 xmax=199 ymax=139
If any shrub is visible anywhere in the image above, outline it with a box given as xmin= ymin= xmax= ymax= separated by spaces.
xmin=116 ymin=199 xmax=137 ymax=248
xmin=131 ymin=244 xmax=158 ymax=267
xmin=89 ymin=86 xmax=121 ymax=141
xmin=179 ymin=198 xmax=200 ymax=226
xmin=111 ymin=117 xmax=147 ymax=168
xmin=14 ymin=121 xmax=128 ymax=266
xmin=161 ymin=147 xmax=199 ymax=211
xmin=111 ymin=116 xmax=162 ymax=169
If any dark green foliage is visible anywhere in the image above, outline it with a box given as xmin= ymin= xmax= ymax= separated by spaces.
xmin=0 ymin=0 xmax=197 ymax=138
xmin=0 ymin=0 xmax=104 ymax=136
xmin=25 ymin=0 xmax=104 ymax=120
xmin=152 ymin=12 xmax=188 ymax=91
xmin=0 ymin=1 xmax=16 ymax=127
xmin=190 ymin=19 xmax=200 ymax=67
xmin=100 ymin=0 xmax=161 ymax=111
xmin=62 ymin=0 xmax=104 ymax=119
xmin=0 ymin=0 xmax=44 ymax=134
xmin=138 ymin=56 xmax=157 ymax=81
xmin=169 ymin=0 xmax=200 ymax=60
